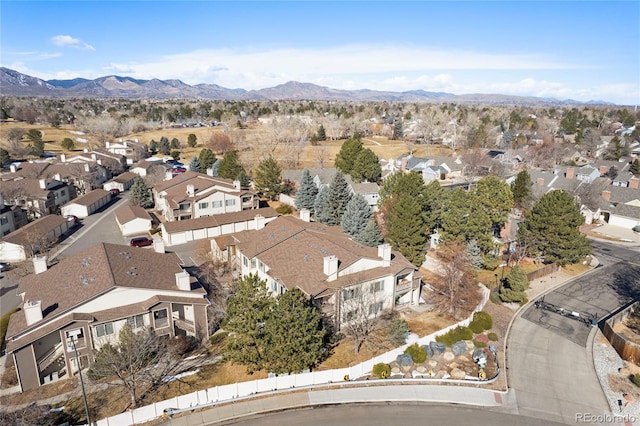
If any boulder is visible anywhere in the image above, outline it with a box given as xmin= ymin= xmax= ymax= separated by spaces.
xmin=396 ymin=354 xmax=413 ymax=367
xmin=443 ymin=351 xmax=455 ymax=362
xmin=428 ymin=360 xmax=438 ymax=368
xmin=422 ymin=344 xmax=434 ymax=358
xmin=450 ymin=368 xmax=466 ymax=380
xmin=452 ymin=341 xmax=467 ymax=356
xmin=449 ymin=362 xmax=458 ymax=370
xmin=416 ymin=365 xmax=426 ymax=373
xmin=435 ymin=370 xmax=448 ymax=379
xmin=430 ymin=341 xmax=446 ymax=354
xmin=458 ymin=355 xmax=469 ymax=363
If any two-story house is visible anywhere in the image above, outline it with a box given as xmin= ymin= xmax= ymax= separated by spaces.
xmin=0 ymin=175 xmax=75 ymax=219
xmin=153 ymin=172 xmax=259 ymax=222
xmin=104 ymin=139 xmax=149 ymax=164
xmin=5 ymin=243 xmax=211 ymax=392
xmin=212 ymin=214 xmax=422 ymax=329
xmin=0 ymin=194 xmax=28 ymax=237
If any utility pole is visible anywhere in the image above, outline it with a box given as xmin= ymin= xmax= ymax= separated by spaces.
xmin=69 ymin=330 xmax=90 ymax=425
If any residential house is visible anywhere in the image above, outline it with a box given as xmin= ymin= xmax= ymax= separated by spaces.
xmin=575 ymin=165 xmax=601 ymax=184
xmin=600 ymin=178 xmax=640 ymax=228
xmin=102 ymin=171 xmax=137 ymax=193
xmin=0 ymin=215 xmax=71 ymax=262
xmin=153 ymin=172 xmax=259 ymax=222
xmin=0 ymin=173 xmax=74 ymax=219
xmin=129 ymin=159 xmax=170 ymax=177
xmin=5 ymin=243 xmax=210 ymax=392
xmin=104 ymin=139 xmax=149 ymax=165
xmin=0 ymin=194 xmax=28 ymax=237
xmin=212 ymin=214 xmax=422 ymax=329
xmin=114 ymin=205 xmax=153 ymax=237
xmin=61 ymin=189 xmax=112 ymax=219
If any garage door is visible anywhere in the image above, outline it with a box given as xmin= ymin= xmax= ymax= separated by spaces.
xmin=171 ymin=232 xmax=188 ymax=245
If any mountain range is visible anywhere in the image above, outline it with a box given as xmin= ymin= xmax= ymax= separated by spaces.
xmin=0 ymin=67 xmax=612 ymax=106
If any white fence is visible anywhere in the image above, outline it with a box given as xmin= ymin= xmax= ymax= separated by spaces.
xmin=95 ymin=285 xmax=490 ymax=426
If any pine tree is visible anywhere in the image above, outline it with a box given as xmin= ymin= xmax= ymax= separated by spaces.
xmin=385 ymin=194 xmax=426 ymax=266
xmin=218 ymin=151 xmax=245 ymax=180
xmin=187 ymin=133 xmax=197 ymax=148
xmin=341 ymin=193 xmax=372 ymax=237
xmin=148 ymin=140 xmax=158 ymax=155
xmin=61 ymin=138 xmax=75 ymax=151
xmin=475 ymin=175 xmax=514 ymax=230
xmin=334 ymin=135 xmax=363 ymax=175
xmin=295 ymin=169 xmax=318 ymax=212
xmin=253 ymin=156 xmax=283 ymax=201
xmin=518 ymin=190 xmax=591 ymax=265
xmin=511 ymin=170 xmax=534 ymax=209
xmin=237 ymin=170 xmax=251 ymax=189
xmin=440 ymin=188 xmax=494 ymax=253
xmin=158 ymin=137 xmax=170 ymax=155
xmin=354 ymin=220 xmax=384 ymax=247
xmin=263 ymin=288 xmax=326 ymax=374
xmin=314 ymin=187 xmax=329 ymax=223
xmin=393 ymin=120 xmax=403 ymax=140
xmin=351 ymin=148 xmax=382 ymax=183
xmin=317 ymin=124 xmax=326 ymax=141
xmin=320 ymin=171 xmax=352 ymax=225
xmin=198 ymin=148 xmax=216 ymax=171
xmin=499 ymin=265 xmax=529 ymax=302
xmin=0 ymin=148 xmax=11 ymax=166
xmin=189 ymin=156 xmax=202 ymax=173
xmin=210 ymin=158 xmax=220 ymax=177
xmin=170 ymin=138 xmax=180 ymax=149
xmin=466 ymin=240 xmax=484 ymax=270
xmin=630 ymin=159 xmax=640 ymax=175
xmin=27 ymin=129 xmax=44 ymax=156
xmin=223 ymin=273 xmax=274 ymax=374
xmin=129 ymin=176 xmax=154 ymax=209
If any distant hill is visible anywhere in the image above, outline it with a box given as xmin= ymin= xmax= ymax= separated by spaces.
xmin=0 ymin=67 xmax=614 ymax=106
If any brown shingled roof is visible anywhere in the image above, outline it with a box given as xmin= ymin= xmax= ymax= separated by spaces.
xmin=63 ymin=189 xmax=110 ymax=207
xmin=2 ymin=215 xmax=68 ymax=246
xmin=162 ymin=207 xmax=278 ymax=233
xmin=114 ymin=205 xmax=152 ymax=224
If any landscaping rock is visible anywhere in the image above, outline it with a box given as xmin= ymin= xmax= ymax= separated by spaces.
xmin=458 ymin=355 xmax=469 ymax=363
xmin=452 ymin=341 xmax=467 ymax=356
xmin=435 ymin=370 xmax=447 ymax=379
xmin=428 ymin=360 xmax=438 ymax=368
xmin=443 ymin=351 xmax=455 ymax=362
xmin=450 ymin=368 xmax=466 ymax=380
xmin=416 ymin=365 xmax=426 ymax=373
xmin=422 ymin=344 xmax=434 ymax=358
xmin=449 ymin=362 xmax=458 ymax=370
xmin=397 ymin=354 xmax=413 ymax=367
xmin=430 ymin=341 xmax=446 ymax=354
xmin=466 ymin=341 xmax=475 ymax=350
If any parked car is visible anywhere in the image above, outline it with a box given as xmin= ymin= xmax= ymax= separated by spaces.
xmin=130 ymin=237 xmax=153 ymax=247
xmin=0 ymin=262 xmax=9 ymax=273
xmin=172 ymin=167 xmax=186 ymax=174
xmin=64 ymin=215 xmax=79 ymax=223
xmin=110 ymin=188 xmax=121 ymax=196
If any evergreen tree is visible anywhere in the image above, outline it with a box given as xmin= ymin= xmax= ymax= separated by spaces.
xmin=158 ymin=136 xmax=170 ymax=155
xmin=223 ymin=273 xmax=274 ymax=374
xmin=439 ymin=188 xmax=494 ymax=253
xmin=351 ymin=148 xmax=382 ymax=183
xmin=320 ymin=171 xmax=352 ymax=225
xmin=237 ymin=170 xmax=251 ymax=189
xmin=499 ymin=265 xmax=529 ymax=303
xmin=341 ymin=193 xmax=372 ymax=237
xmin=475 ymin=175 xmax=513 ymax=231
xmin=385 ymin=194 xmax=426 ymax=266
xmin=334 ymin=134 xmax=363 ymax=175
xmin=314 ymin=187 xmax=330 ymax=223
xmin=0 ymin=148 xmax=11 ymax=166
xmin=393 ymin=120 xmax=403 ymax=140
xmin=253 ymin=156 xmax=283 ymax=201
xmin=187 ymin=133 xmax=197 ymax=148
xmin=317 ymin=124 xmax=326 ymax=141
xmin=518 ymin=190 xmax=591 ymax=265
xmin=148 ymin=140 xmax=158 ymax=155
xmin=170 ymin=137 xmax=180 ymax=149
xmin=61 ymin=138 xmax=75 ymax=151
xmin=354 ymin=220 xmax=384 ymax=247
xmin=263 ymin=288 xmax=326 ymax=374
xmin=27 ymin=129 xmax=44 ymax=156
xmin=630 ymin=159 xmax=640 ymax=175
xmin=295 ymin=169 xmax=318 ymax=212
xmin=198 ymin=148 xmax=216 ymax=171
xmin=218 ymin=151 xmax=245 ymax=180
xmin=170 ymin=150 xmax=181 ymax=161
xmin=189 ymin=156 xmax=202 ymax=173
xmin=511 ymin=170 xmax=534 ymax=209
xmin=210 ymin=158 xmax=220 ymax=177
xmin=129 ymin=177 xmax=154 ymax=209
xmin=466 ymin=240 xmax=484 ymax=270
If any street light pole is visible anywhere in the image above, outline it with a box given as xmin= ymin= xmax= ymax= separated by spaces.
xmin=70 ymin=334 xmax=90 ymax=425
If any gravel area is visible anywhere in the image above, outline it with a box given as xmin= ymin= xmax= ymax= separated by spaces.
xmin=592 ymin=329 xmax=640 ymax=420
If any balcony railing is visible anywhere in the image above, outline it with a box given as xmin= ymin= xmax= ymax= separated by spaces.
xmin=38 ymin=342 xmax=64 ymax=371
xmin=396 ymin=279 xmax=412 ymax=293
xmin=173 ymin=317 xmax=196 ymax=333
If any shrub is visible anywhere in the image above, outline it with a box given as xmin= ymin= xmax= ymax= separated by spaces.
xmin=473 ymin=340 xmax=487 ymax=348
xmin=435 ymin=326 xmax=473 ymax=347
xmin=633 ymin=374 xmax=640 ymax=387
xmin=469 ymin=311 xmax=493 ymax=333
xmin=276 ymin=204 xmax=293 ymax=215
xmin=149 ymin=227 xmax=161 ymax=235
xmin=489 ymin=289 xmax=503 ymax=305
xmin=168 ymin=335 xmax=200 ymax=356
xmin=488 ymin=332 xmax=499 ymax=342
xmin=210 ymin=332 xmax=228 ymax=346
xmin=0 ymin=307 xmax=18 ymax=352
xmin=387 ymin=317 xmax=410 ymax=346
xmin=372 ymin=363 xmax=391 ymax=379
xmin=404 ymin=343 xmax=427 ymax=363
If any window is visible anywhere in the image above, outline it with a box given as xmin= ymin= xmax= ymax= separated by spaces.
xmin=61 ymin=190 xmax=66 ymax=196
xmin=258 ymin=260 xmax=265 ymax=272
xmin=270 ymin=281 xmax=277 ymax=292
xmin=370 ymin=281 xmax=384 ymax=293
xmin=179 ymin=203 xmax=190 ymax=210
xmin=154 ymin=309 xmax=168 ymax=327
xmin=127 ymin=314 xmax=144 ymax=329
xmin=0 ymin=217 xmax=8 ymax=225
xmin=250 ymin=259 xmax=256 ymax=269
xmin=225 ymin=199 xmax=236 ymax=206
xmin=343 ymin=288 xmax=359 ymax=301
xmin=242 ymin=196 xmax=252 ymax=203
xmin=344 ymin=309 xmax=358 ymax=322
xmin=212 ymin=201 xmax=222 ymax=208
xmin=243 ymin=255 xmax=248 ymax=267
xmin=199 ymin=202 xmax=209 ymax=209
xmin=95 ymin=322 xmax=114 ymax=337
xmin=369 ymin=302 xmax=384 ymax=316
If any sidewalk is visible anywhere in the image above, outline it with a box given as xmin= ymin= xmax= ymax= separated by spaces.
xmin=160 ymin=384 xmax=512 ymax=425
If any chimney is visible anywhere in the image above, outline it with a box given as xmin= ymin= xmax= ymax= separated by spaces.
xmin=233 ymin=180 xmax=241 ymax=190
xmin=84 ymin=148 xmax=89 ymax=153
xmin=378 ymin=243 xmax=391 ymax=267
xmin=323 ymin=255 xmax=338 ymax=281
xmin=105 ymin=141 xmax=110 ymax=148
xmin=537 ymin=178 xmax=544 ymax=186
xmin=60 ymin=154 xmax=67 ymax=163
xmin=54 ymin=173 xmax=62 ymax=181
xmin=124 ymin=141 xmax=128 ymax=147
xmin=175 ymin=271 xmax=191 ymax=291
xmin=24 ymin=300 xmax=43 ymax=326
xmin=186 ymin=184 xmax=195 ymax=197
xmin=39 ymin=178 xmax=47 ymax=189
xmin=84 ymin=163 xmax=91 ymax=172
xmin=10 ymin=164 xmax=17 ymax=173
xmin=599 ymin=165 xmax=608 ymax=175
xmin=91 ymin=153 xmax=97 ymax=162
xmin=254 ymin=214 xmax=265 ymax=230
xmin=300 ymin=208 xmax=311 ymax=222
xmin=566 ymin=167 xmax=575 ymax=179
xmin=165 ymin=170 xmax=173 ymax=181
xmin=629 ymin=177 xmax=639 ymax=189
xmin=119 ymin=138 xmax=122 ymax=143
xmin=135 ymin=138 xmax=139 ymax=143
xmin=33 ymin=255 xmax=48 ymax=274
xmin=602 ymin=190 xmax=611 ymax=201
xmin=153 ymin=238 xmax=165 ymax=254
xmin=206 ymin=168 xmax=214 ymax=176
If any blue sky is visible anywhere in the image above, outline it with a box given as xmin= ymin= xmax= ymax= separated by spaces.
xmin=2 ymin=1 xmax=639 ymax=105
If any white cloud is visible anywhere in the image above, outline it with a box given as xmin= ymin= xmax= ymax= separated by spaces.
xmin=50 ymin=35 xmax=95 ymax=51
